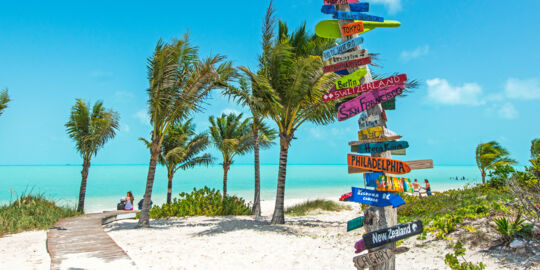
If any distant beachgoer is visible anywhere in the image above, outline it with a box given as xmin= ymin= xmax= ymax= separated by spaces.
xmin=412 ymin=179 xmax=421 ymax=197
xmin=138 ymin=199 xmax=153 ymax=210
xmin=424 ymin=179 xmax=432 ymax=196
xmin=124 ymin=191 xmax=134 ymax=211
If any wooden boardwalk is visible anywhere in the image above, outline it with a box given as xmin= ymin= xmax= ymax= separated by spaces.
xmin=47 ymin=211 xmax=138 ymax=270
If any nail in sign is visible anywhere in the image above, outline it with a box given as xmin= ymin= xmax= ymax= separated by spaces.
xmin=363 ymin=220 xmax=424 ymax=249
xmin=341 ymin=21 xmax=364 ymax=36
xmin=348 ymin=154 xmax=411 ymax=174
xmin=323 ymin=74 xmax=407 ymax=102
xmin=338 ymin=84 xmax=405 ymax=121
xmin=322 ymin=37 xmax=364 ymax=60
xmin=323 ymin=56 xmax=371 ymax=73
xmin=353 ymin=248 xmax=394 ymax=270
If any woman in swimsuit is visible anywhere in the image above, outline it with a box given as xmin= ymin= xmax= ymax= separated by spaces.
xmin=424 ymin=179 xmax=432 ymax=196
xmin=124 ymin=191 xmax=134 ymax=211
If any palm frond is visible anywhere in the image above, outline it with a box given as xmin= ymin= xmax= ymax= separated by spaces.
xmin=0 ymin=89 xmax=10 ymax=117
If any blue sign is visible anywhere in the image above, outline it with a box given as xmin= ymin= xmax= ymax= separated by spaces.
xmin=321 ymin=3 xmax=369 ymax=14
xmin=357 ymin=141 xmax=410 ymax=154
xmin=364 ymin=172 xmax=383 ymax=187
xmin=322 ymin=36 xmax=364 ymax=60
xmin=333 ymin=11 xmax=384 ymax=22
xmin=349 ymin=187 xmax=405 ymax=208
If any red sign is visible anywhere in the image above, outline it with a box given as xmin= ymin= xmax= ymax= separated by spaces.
xmin=323 ymin=56 xmax=371 ymax=73
xmin=323 ymin=74 xmax=407 ymax=102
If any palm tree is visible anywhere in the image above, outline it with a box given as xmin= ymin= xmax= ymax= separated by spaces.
xmin=65 ymin=99 xmax=119 ymax=212
xmin=142 ymin=119 xmax=212 ymax=204
xmin=138 ymin=34 xmax=236 ymax=228
xmin=475 ymin=141 xmax=517 ymax=184
xmin=209 ymin=113 xmax=253 ymax=197
xmin=531 ymin=138 xmax=540 ymax=157
xmin=0 ymin=89 xmax=9 ymax=117
xmin=223 ymin=76 xmax=278 ymax=216
xmin=240 ymin=2 xmax=338 ymax=224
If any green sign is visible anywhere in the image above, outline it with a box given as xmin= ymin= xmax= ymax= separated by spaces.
xmin=382 ymin=97 xmax=396 ymax=110
xmin=347 ymin=216 xmax=364 ymax=232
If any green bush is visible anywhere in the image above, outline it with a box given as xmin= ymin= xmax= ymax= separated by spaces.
xmin=444 ymin=241 xmax=485 ymax=270
xmin=148 ymin=186 xmax=252 ymax=219
xmin=0 ymin=194 xmax=79 ymax=236
xmin=284 ymin=199 xmax=350 ymax=216
xmin=494 ymin=215 xmax=533 ymax=245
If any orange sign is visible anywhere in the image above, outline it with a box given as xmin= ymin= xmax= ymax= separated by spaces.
xmin=347 ymin=154 xmax=411 ymax=175
xmin=341 ymin=21 xmax=364 ymax=36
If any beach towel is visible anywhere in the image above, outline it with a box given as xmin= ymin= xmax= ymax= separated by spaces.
xmin=339 ymin=192 xmax=352 ymax=201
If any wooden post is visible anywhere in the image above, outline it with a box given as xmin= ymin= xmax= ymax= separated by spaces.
xmin=335 ymin=4 xmax=397 ymax=270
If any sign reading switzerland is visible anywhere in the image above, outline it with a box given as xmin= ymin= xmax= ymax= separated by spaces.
xmin=363 ymin=220 xmax=424 ymax=249
xmin=347 ymin=154 xmax=411 ymax=174
xmin=323 ymin=74 xmax=407 ymax=102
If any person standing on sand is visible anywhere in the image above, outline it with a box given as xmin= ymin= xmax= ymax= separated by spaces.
xmin=412 ymin=179 xmax=421 ymax=197
xmin=424 ymin=179 xmax=432 ymax=196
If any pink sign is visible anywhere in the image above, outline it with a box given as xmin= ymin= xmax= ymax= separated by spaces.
xmin=338 ymin=84 xmax=405 ymax=121
xmin=323 ymin=74 xmax=407 ymax=102
xmin=324 ymin=0 xmax=359 ymax=5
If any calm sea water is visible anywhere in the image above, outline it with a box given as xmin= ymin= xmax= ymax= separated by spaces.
xmin=0 ymin=164 xmax=483 ymax=212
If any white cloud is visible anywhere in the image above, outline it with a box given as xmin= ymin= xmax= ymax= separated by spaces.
xmin=400 ymin=45 xmax=429 ymax=61
xmin=504 ymin=78 xmax=540 ymax=100
xmin=370 ymin=0 xmax=402 ymax=14
xmin=221 ymin=108 xmax=241 ymax=115
xmin=426 ymin=78 xmax=484 ymax=106
xmin=120 ymin=123 xmax=130 ymax=132
xmin=497 ymin=102 xmax=519 ymax=119
xmin=134 ymin=109 xmax=150 ymax=126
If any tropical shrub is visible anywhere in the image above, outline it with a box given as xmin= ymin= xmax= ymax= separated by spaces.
xmin=444 ymin=241 xmax=485 ymax=270
xmin=493 ymin=215 xmax=533 ymax=245
xmin=147 ymin=187 xmax=252 ymax=219
xmin=0 ymin=194 xmax=79 ymax=236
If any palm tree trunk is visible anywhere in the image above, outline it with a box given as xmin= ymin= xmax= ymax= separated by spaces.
xmin=252 ymin=127 xmax=261 ymax=217
xmin=166 ymin=170 xmax=174 ymax=204
xmin=223 ymin=163 xmax=230 ymax=198
xmin=137 ymin=136 xmax=161 ymax=228
xmin=271 ymin=135 xmax=290 ymax=225
xmin=481 ymin=170 xmax=486 ymax=184
xmin=77 ymin=158 xmax=91 ymax=213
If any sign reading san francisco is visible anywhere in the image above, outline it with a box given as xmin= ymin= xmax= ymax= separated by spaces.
xmin=338 ymin=84 xmax=405 ymax=121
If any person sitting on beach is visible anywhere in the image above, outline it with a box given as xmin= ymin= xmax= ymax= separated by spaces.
xmin=138 ymin=198 xmax=153 ymax=210
xmin=124 ymin=191 xmax=134 ymax=211
xmin=412 ymin=179 xmax=421 ymax=197
xmin=423 ymin=179 xmax=432 ymax=196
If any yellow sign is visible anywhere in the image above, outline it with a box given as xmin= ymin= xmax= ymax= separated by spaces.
xmin=335 ymin=68 xmax=367 ymax=90
xmin=358 ymin=126 xmax=383 ymax=141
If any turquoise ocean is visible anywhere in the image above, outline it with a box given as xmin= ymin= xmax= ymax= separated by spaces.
xmin=0 ymin=164 xmax=484 ymax=212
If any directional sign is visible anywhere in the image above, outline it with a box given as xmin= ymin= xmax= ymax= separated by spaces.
xmin=333 ymin=11 xmax=384 ymax=22
xmin=348 ymin=159 xmax=434 ymax=174
xmin=321 ymin=3 xmax=369 ymax=14
xmin=323 ymin=56 xmax=371 ymax=73
xmin=348 ymin=154 xmax=411 ymax=175
xmin=328 ymin=49 xmax=367 ymax=65
xmin=356 ymin=141 xmax=409 ymax=154
xmin=341 ymin=21 xmax=365 ymax=36
xmin=354 ymin=238 xmax=366 ymax=254
xmin=363 ymin=220 xmax=424 ymax=249
xmin=349 ymin=187 xmax=405 ymax=208
xmin=338 ymin=84 xmax=405 ymax=121
xmin=349 ymin=136 xmax=402 ymax=146
xmin=323 ymin=0 xmax=359 ymax=5
xmin=347 ymin=216 xmax=365 ymax=232
xmin=358 ymin=126 xmax=384 ymax=141
xmin=323 ymin=74 xmax=407 ymax=102
xmin=353 ymin=249 xmax=394 ymax=270
xmin=315 ymin=20 xmax=401 ymax=39
xmin=322 ymin=37 xmax=364 ymax=60
xmin=336 ymin=68 xmax=367 ymax=90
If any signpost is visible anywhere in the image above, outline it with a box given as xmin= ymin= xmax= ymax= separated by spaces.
xmin=348 ymin=159 xmax=433 ymax=174
xmin=328 ymin=49 xmax=367 ymax=65
xmin=333 ymin=10 xmax=384 ymax=22
xmin=348 ymin=154 xmax=411 ymax=174
xmin=321 ymin=3 xmax=369 ymax=14
xmin=347 ymin=216 xmax=365 ymax=232
xmin=338 ymin=84 xmax=405 ymax=121
xmin=323 ymin=56 xmax=371 ymax=73
xmin=353 ymin=249 xmax=394 ymax=270
xmin=335 ymin=68 xmax=367 ymax=89
xmin=322 ymin=37 xmax=364 ymax=60
xmin=355 ymin=141 xmax=409 ymax=154
xmin=358 ymin=126 xmax=384 ymax=140
xmin=315 ymin=20 xmax=401 ymax=39
xmin=362 ymin=220 xmax=424 ymax=249
xmin=341 ymin=21 xmax=365 ymax=36
xmin=323 ymin=74 xmax=408 ymax=102
xmin=349 ymin=187 xmax=405 ymax=208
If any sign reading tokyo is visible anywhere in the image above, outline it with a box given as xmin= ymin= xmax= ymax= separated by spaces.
xmin=356 ymin=141 xmax=409 ymax=154
xmin=322 ymin=37 xmax=364 ymax=60
xmin=341 ymin=21 xmax=364 ymax=36
xmin=363 ymin=220 xmax=424 ymax=249
xmin=348 ymin=154 xmax=411 ymax=174
xmin=322 ymin=74 xmax=407 ymax=102
xmin=349 ymin=187 xmax=405 ymax=208
xmin=338 ymin=84 xmax=405 ymax=121
xmin=353 ymin=249 xmax=394 ymax=270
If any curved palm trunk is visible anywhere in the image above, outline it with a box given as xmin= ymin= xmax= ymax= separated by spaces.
xmin=271 ymin=136 xmax=290 ymax=224
xmin=137 ymin=136 xmax=161 ymax=228
xmin=166 ymin=170 xmax=174 ymax=204
xmin=252 ymin=128 xmax=261 ymax=216
xmin=77 ymin=158 xmax=91 ymax=213
xmin=481 ymin=170 xmax=486 ymax=184
xmin=223 ymin=163 xmax=230 ymax=198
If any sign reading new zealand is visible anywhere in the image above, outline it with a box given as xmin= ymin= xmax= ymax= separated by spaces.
xmin=363 ymin=220 xmax=424 ymax=249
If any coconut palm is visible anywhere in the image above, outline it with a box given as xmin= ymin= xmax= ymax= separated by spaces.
xmin=209 ymin=113 xmax=253 ymax=197
xmin=239 ymin=3 xmax=338 ymax=224
xmin=475 ymin=141 xmax=517 ymax=184
xmin=142 ymin=119 xmax=212 ymax=204
xmin=138 ymin=34 xmax=236 ymax=228
xmin=223 ymin=76 xmax=278 ymax=216
xmin=531 ymin=138 xmax=540 ymax=157
xmin=0 ymin=89 xmax=9 ymax=117
xmin=65 ymin=99 xmax=119 ymax=212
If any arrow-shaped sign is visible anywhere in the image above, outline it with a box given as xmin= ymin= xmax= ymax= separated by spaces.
xmin=349 ymin=187 xmax=405 ymax=208
xmin=362 ymin=220 xmax=424 ymax=249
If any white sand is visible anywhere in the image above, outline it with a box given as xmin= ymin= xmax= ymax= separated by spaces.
xmin=0 ymin=230 xmax=50 ymax=270
xmin=104 ymin=198 xmax=509 ymax=270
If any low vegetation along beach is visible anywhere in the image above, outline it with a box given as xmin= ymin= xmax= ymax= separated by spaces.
xmin=1 ymin=1 xmax=540 ymax=270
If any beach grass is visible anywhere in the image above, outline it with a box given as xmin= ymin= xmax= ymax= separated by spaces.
xmin=0 ymin=193 xmax=79 ymax=236
xmin=285 ymin=199 xmax=351 ymax=216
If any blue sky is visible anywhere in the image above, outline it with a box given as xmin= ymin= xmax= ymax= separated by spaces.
xmin=0 ymin=0 xmax=539 ymax=166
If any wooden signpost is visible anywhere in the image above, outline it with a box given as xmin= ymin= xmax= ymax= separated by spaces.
xmin=348 ymin=136 xmax=402 ymax=146
xmin=347 ymin=216 xmax=365 ymax=232
xmin=362 ymin=220 xmax=424 ymax=249
xmin=321 ymin=3 xmax=369 ymax=14
xmin=355 ymin=141 xmax=410 ymax=154
xmin=323 ymin=74 xmax=408 ymax=102
xmin=315 ymin=20 xmax=401 ymax=39
xmin=322 ymin=36 xmax=364 ymax=60
xmin=348 ymin=159 xmax=434 ymax=174
xmin=349 ymin=187 xmax=406 ymax=208
xmin=323 ymin=0 xmax=359 ymax=5
xmin=338 ymin=84 xmax=405 ymax=121
xmin=358 ymin=126 xmax=384 ymax=140
xmin=323 ymin=56 xmax=371 ymax=73
xmin=353 ymin=249 xmax=394 ymax=270
xmin=341 ymin=21 xmax=365 ymax=36
xmin=328 ymin=49 xmax=367 ymax=65
xmin=336 ymin=68 xmax=367 ymax=89
xmin=348 ymin=154 xmax=411 ymax=174
xmin=333 ymin=10 xmax=384 ymax=22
